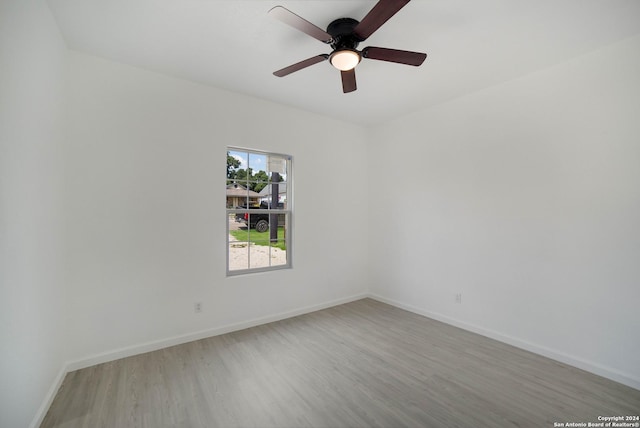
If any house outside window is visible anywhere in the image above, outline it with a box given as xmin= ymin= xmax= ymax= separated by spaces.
xmin=226 ymin=148 xmax=292 ymax=274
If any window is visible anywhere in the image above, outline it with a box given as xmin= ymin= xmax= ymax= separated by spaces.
xmin=226 ymin=148 xmax=292 ymax=275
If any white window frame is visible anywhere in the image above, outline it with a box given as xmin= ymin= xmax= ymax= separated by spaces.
xmin=226 ymin=147 xmax=292 ymax=276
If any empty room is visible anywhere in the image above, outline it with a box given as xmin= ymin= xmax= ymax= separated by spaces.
xmin=1 ymin=0 xmax=640 ymax=427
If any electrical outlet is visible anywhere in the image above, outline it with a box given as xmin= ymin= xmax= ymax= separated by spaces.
xmin=194 ymin=302 xmax=202 ymax=313
xmin=455 ymin=293 xmax=462 ymax=304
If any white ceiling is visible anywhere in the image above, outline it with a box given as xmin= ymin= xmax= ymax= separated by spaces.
xmin=47 ymin=0 xmax=640 ymax=125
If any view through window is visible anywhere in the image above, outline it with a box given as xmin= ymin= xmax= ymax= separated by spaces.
xmin=226 ymin=148 xmax=291 ymax=274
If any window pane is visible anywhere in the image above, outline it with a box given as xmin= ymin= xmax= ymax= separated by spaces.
xmin=230 ymin=211 xmax=248 ymax=231
xmin=226 ymin=183 xmax=250 ymax=208
xmin=251 ymin=178 xmax=268 ymax=195
xmin=270 ymin=240 xmax=287 ymax=267
xmin=249 ymin=239 xmax=272 ymax=269
xmin=227 ymin=150 xmax=247 ymax=179
xmin=248 ymin=152 xmax=267 ymax=175
xmin=267 ymin=154 xmax=288 ymax=177
xmin=228 ymin=242 xmax=249 ymax=271
xmin=279 ymin=181 xmax=288 ymax=209
xmin=261 ymin=181 xmax=287 ymax=209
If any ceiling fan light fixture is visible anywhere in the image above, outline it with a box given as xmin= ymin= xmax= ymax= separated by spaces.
xmin=330 ymin=49 xmax=361 ymax=71
xmin=270 ymin=2 xmax=427 ymax=93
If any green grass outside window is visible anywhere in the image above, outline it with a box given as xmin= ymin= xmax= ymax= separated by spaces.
xmin=230 ymin=228 xmax=286 ymax=251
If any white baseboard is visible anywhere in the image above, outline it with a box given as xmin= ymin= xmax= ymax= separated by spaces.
xmin=29 ymin=366 xmax=67 ymax=428
xmin=368 ymin=293 xmax=640 ymax=391
xmin=31 ymin=292 xmax=368 ymax=427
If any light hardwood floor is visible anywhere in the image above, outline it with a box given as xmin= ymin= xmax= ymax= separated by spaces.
xmin=42 ymin=299 xmax=640 ymax=427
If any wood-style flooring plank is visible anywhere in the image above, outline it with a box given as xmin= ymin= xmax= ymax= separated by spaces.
xmin=41 ymin=299 xmax=640 ymax=427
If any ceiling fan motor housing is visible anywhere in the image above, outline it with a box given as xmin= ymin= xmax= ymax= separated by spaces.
xmin=327 ymin=18 xmax=361 ymax=51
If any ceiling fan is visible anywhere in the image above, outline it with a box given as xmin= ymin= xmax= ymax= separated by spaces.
xmin=269 ymin=0 xmax=427 ymax=93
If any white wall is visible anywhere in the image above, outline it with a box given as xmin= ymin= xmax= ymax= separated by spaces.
xmin=61 ymin=52 xmax=370 ymax=363
xmin=0 ymin=1 xmax=69 ymax=427
xmin=368 ymin=35 xmax=640 ymax=388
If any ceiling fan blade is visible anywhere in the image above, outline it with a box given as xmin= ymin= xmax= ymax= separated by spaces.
xmin=269 ymin=6 xmax=333 ymax=44
xmin=273 ymin=55 xmax=328 ymax=77
xmin=362 ymin=46 xmax=426 ymax=66
xmin=353 ymin=0 xmax=410 ymax=41
xmin=341 ymin=69 xmax=357 ymax=93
